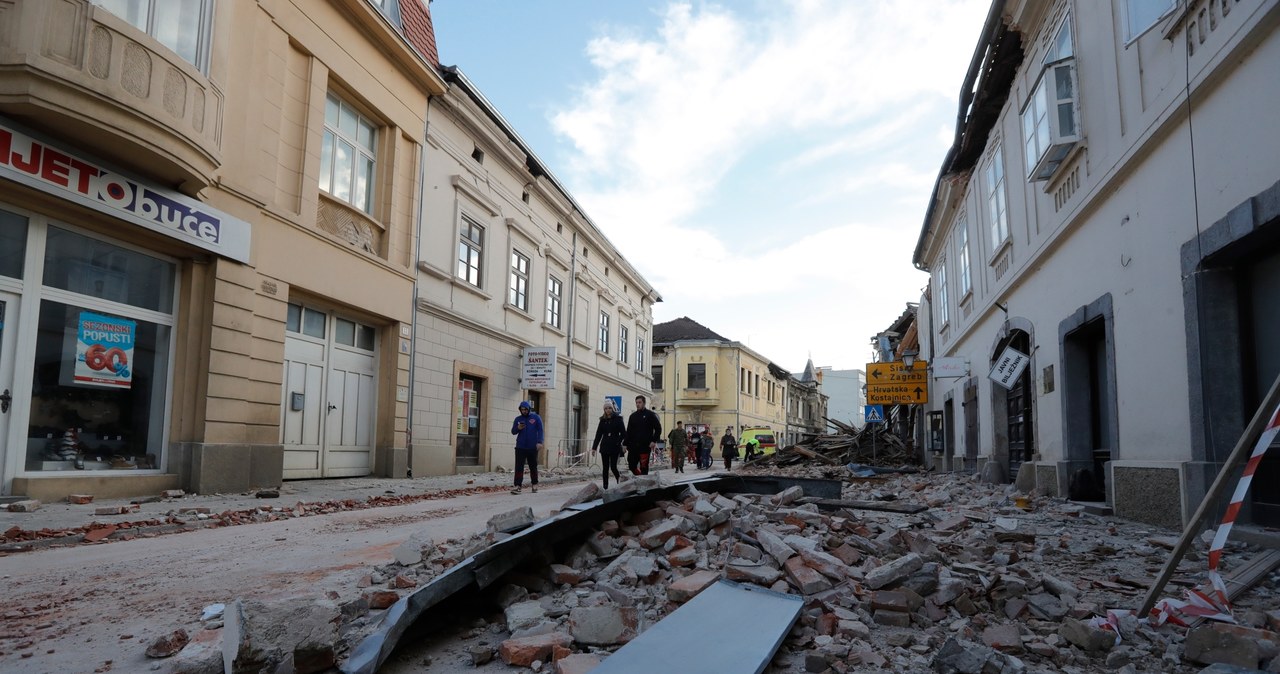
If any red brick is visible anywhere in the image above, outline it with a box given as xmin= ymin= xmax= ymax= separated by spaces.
xmin=830 ymin=544 xmax=862 ymax=566
xmin=67 ymin=494 xmax=94 ymax=505
xmin=498 ymin=632 xmax=573 ymax=667
xmin=871 ymin=590 xmax=910 ymax=612
xmin=668 ymin=570 xmax=720 ymax=603
xmin=555 ymin=653 xmax=602 ymax=674
xmin=550 ymin=564 xmax=583 ymax=585
xmin=366 ymin=591 xmax=399 ymax=610
xmin=391 ymin=574 xmax=417 ymax=589
xmin=82 ymin=525 xmax=117 ymax=543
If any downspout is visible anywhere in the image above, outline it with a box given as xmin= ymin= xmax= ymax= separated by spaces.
xmin=564 ymin=230 xmax=578 ymax=453
xmin=405 ymin=95 xmax=433 ymax=478
xmin=735 ymin=349 xmax=741 ymax=437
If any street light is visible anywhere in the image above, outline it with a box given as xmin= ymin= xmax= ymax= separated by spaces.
xmin=902 ymin=350 xmax=918 ymax=368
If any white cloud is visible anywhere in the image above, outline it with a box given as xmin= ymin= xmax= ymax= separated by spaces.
xmin=549 ymin=0 xmax=988 ymax=369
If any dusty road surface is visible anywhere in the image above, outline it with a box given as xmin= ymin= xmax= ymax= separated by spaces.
xmin=0 ymin=480 xmax=587 ymax=674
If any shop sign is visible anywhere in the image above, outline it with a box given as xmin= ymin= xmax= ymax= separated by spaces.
xmin=73 ymin=311 xmax=136 ymax=389
xmin=0 ymin=118 xmax=251 ymax=263
xmin=989 ymin=346 xmax=1030 ymax=390
xmin=522 ymin=347 xmax=557 ymax=389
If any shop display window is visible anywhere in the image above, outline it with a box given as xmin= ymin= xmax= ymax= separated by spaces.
xmin=25 ymin=300 xmax=171 ymax=471
xmin=42 ymin=226 xmax=174 ymax=313
xmin=0 ymin=208 xmax=26 ymax=279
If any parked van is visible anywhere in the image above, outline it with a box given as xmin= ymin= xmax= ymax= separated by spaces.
xmin=738 ymin=427 xmax=777 ymax=458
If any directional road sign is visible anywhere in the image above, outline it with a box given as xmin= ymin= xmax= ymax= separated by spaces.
xmin=865 ymin=360 xmax=929 ymax=404
xmin=864 ymin=405 xmax=884 ymax=424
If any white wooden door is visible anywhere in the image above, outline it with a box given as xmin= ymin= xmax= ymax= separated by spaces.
xmin=281 ymin=306 xmax=377 ymax=479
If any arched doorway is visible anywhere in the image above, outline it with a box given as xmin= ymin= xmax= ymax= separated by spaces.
xmin=990 ymin=326 xmax=1035 ymax=483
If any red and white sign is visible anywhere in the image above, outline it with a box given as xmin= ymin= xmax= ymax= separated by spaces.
xmin=0 ymin=118 xmax=251 ymax=262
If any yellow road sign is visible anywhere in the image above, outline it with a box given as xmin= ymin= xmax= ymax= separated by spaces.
xmin=866 ymin=383 xmax=929 ymax=405
xmin=866 ymin=360 xmax=928 ymax=384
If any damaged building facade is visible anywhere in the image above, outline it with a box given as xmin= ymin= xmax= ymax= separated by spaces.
xmin=0 ymin=0 xmax=446 ymax=500
xmin=410 ymin=68 xmax=659 ymax=477
xmin=913 ymin=0 xmax=1280 ymax=528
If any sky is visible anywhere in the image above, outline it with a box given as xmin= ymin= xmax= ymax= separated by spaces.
xmin=429 ymin=0 xmax=991 ymax=372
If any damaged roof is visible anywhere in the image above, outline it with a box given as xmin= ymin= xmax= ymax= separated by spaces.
xmin=653 ymin=317 xmax=731 ymax=344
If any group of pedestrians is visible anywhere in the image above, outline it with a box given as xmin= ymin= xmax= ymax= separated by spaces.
xmin=510 ymin=395 xmax=747 ymax=494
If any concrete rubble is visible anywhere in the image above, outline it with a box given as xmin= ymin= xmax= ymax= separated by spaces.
xmin=136 ymin=469 xmax=1280 ymax=673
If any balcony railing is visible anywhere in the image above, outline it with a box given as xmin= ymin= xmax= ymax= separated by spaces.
xmin=676 ymin=388 xmax=719 ymax=406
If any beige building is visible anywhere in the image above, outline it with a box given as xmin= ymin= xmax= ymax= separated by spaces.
xmin=650 ymin=317 xmax=787 ymax=441
xmin=0 ymin=0 xmax=445 ymax=499
xmin=914 ymin=0 xmax=1280 ymax=527
xmin=410 ymin=67 xmax=659 ymax=476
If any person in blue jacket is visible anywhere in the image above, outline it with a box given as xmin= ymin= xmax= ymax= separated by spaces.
xmin=510 ymin=401 xmax=544 ymax=494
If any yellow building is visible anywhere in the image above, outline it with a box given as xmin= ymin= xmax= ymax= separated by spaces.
xmin=649 ymin=317 xmax=786 ymax=441
xmin=0 ymin=0 xmax=446 ymax=499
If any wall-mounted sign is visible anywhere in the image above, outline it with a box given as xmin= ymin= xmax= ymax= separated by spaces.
xmin=0 ymin=118 xmax=251 ymax=262
xmin=73 ymin=311 xmax=136 ymax=389
xmin=931 ymin=357 xmax=969 ymax=379
xmin=989 ymin=346 xmax=1031 ymax=390
xmin=606 ymin=395 xmax=623 ymax=414
xmin=522 ymin=347 xmax=557 ymax=389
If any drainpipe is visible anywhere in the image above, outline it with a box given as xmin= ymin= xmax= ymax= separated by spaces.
xmin=405 ymin=96 xmax=432 ymax=478
xmin=735 ymin=349 xmax=741 ymax=436
xmin=564 ymin=230 xmax=578 ymax=454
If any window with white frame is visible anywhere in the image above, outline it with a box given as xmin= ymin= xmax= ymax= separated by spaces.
xmin=1022 ymin=15 xmax=1080 ymax=182
xmin=619 ymin=324 xmax=629 ymax=364
xmin=936 ymin=261 xmax=949 ymax=326
xmin=598 ymin=311 xmax=610 ymax=353
xmin=508 ymin=250 xmax=529 ymax=311
xmin=92 ymin=0 xmax=212 ymax=70
xmin=637 ymin=332 xmax=646 ymax=370
xmin=457 ymin=217 xmax=484 ymax=287
xmin=368 ymin=0 xmax=402 ymax=26
xmin=320 ymin=93 xmax=378 ymax=214
xmin=985 ymin=146 xmax=1009 ymax=250
xmin=546 ymin=275 xmax=562 ymax=328
xmin=1122 ymin=0 xmax=1174 ymax=41
xmin=957 ymin=219 xmax=972 ymax=296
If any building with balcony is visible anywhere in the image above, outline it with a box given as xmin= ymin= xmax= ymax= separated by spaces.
xmin=410 ymin=68 xmax=659 ymax=476
xmin=0 ymin=0 xmax=446 ymax=499
xmin=650 ymin=317 xmax=787 ymax=441
xmin=913 ymin=0 xmax=1280 ymax=528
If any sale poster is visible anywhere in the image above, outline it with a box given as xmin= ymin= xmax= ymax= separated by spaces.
xmin=73 ymin=311 xmax=136 ymax=388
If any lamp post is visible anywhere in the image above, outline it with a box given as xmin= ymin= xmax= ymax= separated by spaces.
xmin=902 ymin=350 xmax=918 ymax=368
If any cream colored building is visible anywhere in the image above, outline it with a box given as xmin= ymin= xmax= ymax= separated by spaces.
xmin=650 ymin=317 xmax=787 ymax=441
xmin=410 ymin=68 xmax=659 ymax=476
xmin=0 ymin=0 xmax=445 ymax=499
xmin=914 ymin=0 xmax=1280 ymax=528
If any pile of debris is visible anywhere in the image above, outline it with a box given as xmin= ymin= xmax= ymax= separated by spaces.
xmin=748 ymin=418 xmax=917 ymax=469
xmin=155 ymin=470 xmax=1280 ymax=673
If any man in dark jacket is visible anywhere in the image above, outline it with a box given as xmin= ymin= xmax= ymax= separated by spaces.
xmin=510 ymin=401 xmax=544 ymax=494
xmin=591 ymin=401 xmax=626 ymax=488
xmin=624 ymin=395 xmax=662 ymax=475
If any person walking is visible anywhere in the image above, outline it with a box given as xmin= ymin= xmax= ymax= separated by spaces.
xmin=591 ymin=401 xmax=626 ymax=488
xmin=667 ymin=421 xmax=688 ymax=473
xmin=699 ymin=429 xmax=714 ymax=469
xmin=721 ymin=426 xmax=739 ymax=471
xmin=510 ymin=401 xmax=543 ymax=494
xmin=623 ymin=395 xmax=662 ymax=475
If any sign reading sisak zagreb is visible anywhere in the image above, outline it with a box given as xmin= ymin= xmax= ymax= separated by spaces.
xmin=865 ymin=360 xmax=929 ymax=404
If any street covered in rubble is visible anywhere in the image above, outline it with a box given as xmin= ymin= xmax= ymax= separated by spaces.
xmin=3 ymin=462 xmax=1278 ymax=674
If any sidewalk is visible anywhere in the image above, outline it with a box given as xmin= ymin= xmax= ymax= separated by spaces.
xmin=0 ymin=460 xmax=726 ymax=550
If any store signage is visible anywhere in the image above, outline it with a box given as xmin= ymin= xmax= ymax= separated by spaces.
xmin=0 ymin=119 xmax=251 ymax=263
xmin=522 ymin=347 xmax=557 ymax=389
xmin=989 ymin=346 xmax=1031 ymax=390
xmin=73 ymin=311 xmax=136 ymax=389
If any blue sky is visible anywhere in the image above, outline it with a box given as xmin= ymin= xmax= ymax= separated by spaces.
xmin=430 ymin=0 xmax=991 ymax=371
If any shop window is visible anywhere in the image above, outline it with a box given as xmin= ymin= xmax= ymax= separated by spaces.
xmin=0 ymin=208 xmax=27 ymax=279
xmin=42 ymin=227 xmax=174 ymax=313
xmin=26 ymin=299 xmax=172 ymax=472
xmin=92 ymin=0 xmax=213 ymax=70
xmin=320 ymin=93 xmax=378 ymax=214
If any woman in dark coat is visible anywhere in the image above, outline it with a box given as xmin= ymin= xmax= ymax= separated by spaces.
xmin=720 ymin=427 xmax=739 ymax=471
xmin=591 ymin=402 xmax=626 ymax=488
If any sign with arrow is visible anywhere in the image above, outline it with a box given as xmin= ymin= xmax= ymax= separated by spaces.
xmin=865 ymin=360 xmax=929 ymax=404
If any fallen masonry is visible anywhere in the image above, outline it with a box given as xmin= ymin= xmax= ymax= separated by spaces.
xmin=143 ymin=469 xmax=1280 ymax=673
